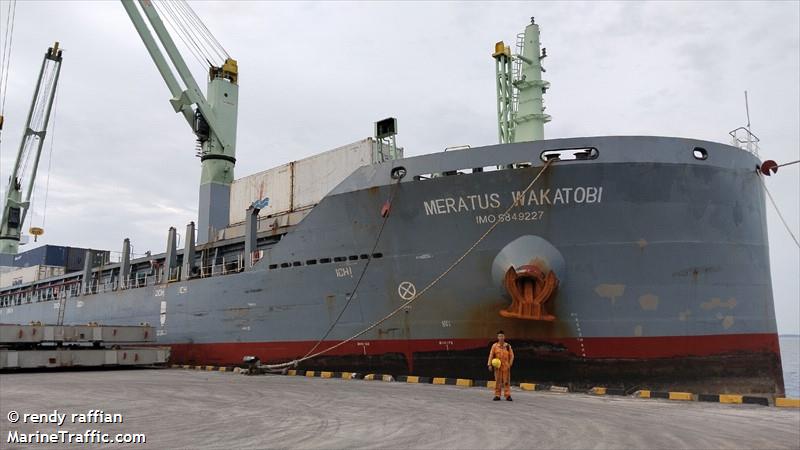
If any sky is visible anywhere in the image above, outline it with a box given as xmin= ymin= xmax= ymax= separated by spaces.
xmin=0 ymin=1 xmax=798 ymax=333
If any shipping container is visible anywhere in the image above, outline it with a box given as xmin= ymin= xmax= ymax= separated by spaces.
xmin=64 ymin=247 xmax=110 ymax=272
xmin=8 ymin=245 xmax=109 ymax=273
xmin=228 ymin=138 xmax=395 ymax=224
xmin=11 ymin=245 xmax=67 ymax=268
xmin=0 ymin=265 xmax=65 ymax=288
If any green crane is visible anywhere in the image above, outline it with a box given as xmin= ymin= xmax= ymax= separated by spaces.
xmin=121 ymin=0 xmax=238 ymax=244
xmin=493 ymin=18 xmax=551 ymax=144
xmin=0 ymin=43 xmax=63 ymax=257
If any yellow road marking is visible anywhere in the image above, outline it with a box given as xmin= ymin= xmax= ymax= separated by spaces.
xmin=668 ymin=392 xmax=692 ymax=401
xmin=719 ymin=394 xmax=742 ymax=404
xmin=776 ymin=398 xmax=800 ymax=408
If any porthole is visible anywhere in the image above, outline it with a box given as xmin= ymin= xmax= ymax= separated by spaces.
xmin=693 ymin=147 xmax=708 ymax=160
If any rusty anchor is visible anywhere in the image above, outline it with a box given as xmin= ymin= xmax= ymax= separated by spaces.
xmin=500 ymin=265 xmax=558 ymax=321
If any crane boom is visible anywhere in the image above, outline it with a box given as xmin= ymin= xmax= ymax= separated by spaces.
xmin=121 ymin=0 xmax=239 ymax=243
xmin=0 ymin=43 xmax=63 ymax=257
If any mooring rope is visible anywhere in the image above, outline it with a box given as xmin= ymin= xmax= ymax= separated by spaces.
xmin=298 ymin=177 xmax=402 ymax=360
xmin=263 ymin=158 xmax=555 ymax=370
xmin=761 ymin=176 xmax=799 ymax=248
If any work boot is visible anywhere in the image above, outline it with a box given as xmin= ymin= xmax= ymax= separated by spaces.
xmin=506 ymin=396 xmax=513 ymax=401
xmin=493 ymin=396 xmax=501 ymax=401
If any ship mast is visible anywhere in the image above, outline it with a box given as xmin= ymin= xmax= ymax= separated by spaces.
xmin=492 ymin=17 xmax=550 ymax=144
xmin=120 ymin=0 xmax=238 ymax=244
xmin=0 ymin=43 xmax=63 ymax=257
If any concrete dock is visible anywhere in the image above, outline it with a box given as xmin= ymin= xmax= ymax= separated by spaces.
xmin=1 ymin=369 xmax=798 ymax=449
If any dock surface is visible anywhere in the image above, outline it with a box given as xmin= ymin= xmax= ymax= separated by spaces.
xmin=1 ymin=369 xmax=798 ymax=449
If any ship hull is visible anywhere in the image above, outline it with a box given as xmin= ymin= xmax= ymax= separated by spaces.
xmin=165 ymin=333 xmax=781 ymax=393
xmin=0 ymin=136 xmax=784 ymax=394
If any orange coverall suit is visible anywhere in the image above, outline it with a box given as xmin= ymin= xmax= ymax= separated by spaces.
xmin=488 ymin=342 xmax=514 ymax=397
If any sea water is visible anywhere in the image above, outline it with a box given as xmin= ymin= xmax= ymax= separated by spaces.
xmin=780 ymin=335 xmax=799 ymax=397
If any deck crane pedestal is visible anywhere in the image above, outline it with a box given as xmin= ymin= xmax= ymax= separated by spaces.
xmin=121 ymin=0 xmax=239 ymax=244
xmin=0 ymin=43 xmax=63 ymax=260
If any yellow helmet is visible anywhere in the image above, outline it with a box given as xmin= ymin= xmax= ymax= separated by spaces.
xmin=491 ymin=358 xmax=502 ymax=368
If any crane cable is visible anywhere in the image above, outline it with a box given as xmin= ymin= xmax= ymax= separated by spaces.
xmin=0 ymin=0 xmax=17 ymax=182
xmin=153 ymin=0 xmax=228 ymax=71
xmin=38 ymin=80 xmax=59 ymax=230
xmin=153 ymin=0 xmax=208 ymax=69
xmin=19 ymin=59 xmax=57 ymax=179
xmin=263 ymin=158 xmax=556 ymax=370
xmin=175 ymin=1 xmax=227 ymax=62
xmin=0 ymin=0 xmax=16 ymax=118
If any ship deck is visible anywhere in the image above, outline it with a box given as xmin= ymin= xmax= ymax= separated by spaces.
xmin=1 ymin=369 xmax=797 ymax=448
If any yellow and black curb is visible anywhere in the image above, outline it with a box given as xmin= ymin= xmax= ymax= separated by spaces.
xmin=697 ymin=394 xmax=769 ymax=406
xmin=431 ymin=377 xmax=474 ymax=387
xmin=169 ymin=365 xmax=798 ymax=407
xmin=364 ymin=374 xmax=395 ymax=382
xmin=589 ymin=387 xmax=627 ymax=396
xmin=286 ymin=369 xmax=361 ymax=380
xmin=396 ymin=375 xmax=432 ymax=384
xmin=634 ymin=390 xmax=694 ymax=401
xmin=173 ymin=364 xmax=233 ymax=373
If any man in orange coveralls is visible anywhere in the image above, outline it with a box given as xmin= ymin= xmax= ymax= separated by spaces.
xmin=487 ymin=330 xmax=514 ymax=401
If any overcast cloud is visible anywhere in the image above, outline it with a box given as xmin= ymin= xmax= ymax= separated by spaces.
xmin=1 ymin=1 xmax=798 ymax=333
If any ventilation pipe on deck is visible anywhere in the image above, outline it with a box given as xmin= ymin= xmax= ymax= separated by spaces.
xmin=121 ymin=238 xmax=131 ymax=288
xmin=81 ymin=249 xmax=93 ymax=295
xmin=244 ymin=206 xmax=259 ymax=269
xmin=165 ymin=227 xmax=177 ymax=282
xmin=181 ymin=222 xmax=196 ymax=281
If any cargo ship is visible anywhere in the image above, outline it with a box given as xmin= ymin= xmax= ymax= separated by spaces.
xmin=0 ymin=5 xmax=784 ymax=394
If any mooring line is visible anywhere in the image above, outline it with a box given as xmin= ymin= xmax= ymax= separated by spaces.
xmin=298 ymin=177 xmax=402 ymax=360
xmin=264 ymin=158 xmax=556 ymax=370
xmin=761 ymin=176 xmax=799 ymax=248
